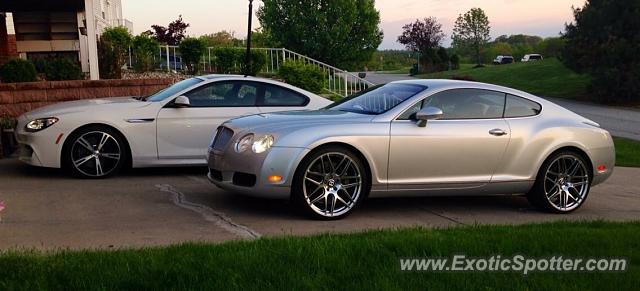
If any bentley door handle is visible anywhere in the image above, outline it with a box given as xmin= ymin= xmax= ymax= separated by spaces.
xmin=489 ymin=128 xmax=508 ymax=136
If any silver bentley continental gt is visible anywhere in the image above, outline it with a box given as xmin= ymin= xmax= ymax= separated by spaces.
xmin=207 ymin=80 xmax=615 ymax=219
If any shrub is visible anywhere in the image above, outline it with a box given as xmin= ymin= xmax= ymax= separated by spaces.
xmin=213 ymin=47 xmax=241 ymax=74
xmin=240 ymin=50 xmax=267 ymax=76
xmin=179 ymin=37 xmax=206 ymax=75
xmin=0 ymin=59 xmax=37 ymax=83
xmin=450 ymin=54 xmax=460 ymax=70
xmin=98 ymin=38 xmax=119 ymax=79
xmin=132 ymin=33 xmax=160 ymax=72
xmin=278 ymin=60 xmax=325 ymax=93
xmin=0 ymin=115 xmax=17 ymax=129
xmin=43 ymin=58 xmax=83 ymax=81
xmin=99 ymin=27 xmax=132 ymax=79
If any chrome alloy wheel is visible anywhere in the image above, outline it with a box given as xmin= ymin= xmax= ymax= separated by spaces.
xmin=303 ymin=152 xmax=362 ymax=217
xmin=543 ymin=155 xmax=590 ymax=212
xmin=70 ymin=131 xmax=122 ymax=177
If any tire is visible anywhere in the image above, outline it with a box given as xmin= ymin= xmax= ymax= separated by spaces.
xmin=292 ymin=146 xmax=369 ymax=220
xmin=62 ymin=125 xmax=128 ymax=178
xmin=527 ymin=150 xmax=592 ymax=213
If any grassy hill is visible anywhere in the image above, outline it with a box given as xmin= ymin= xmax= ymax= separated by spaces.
xmin=417 ymin=58 xmax=591 ymax=99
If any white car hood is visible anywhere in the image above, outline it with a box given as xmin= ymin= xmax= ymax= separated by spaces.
xmin=25 ymin=97 xmax=151 ymax=119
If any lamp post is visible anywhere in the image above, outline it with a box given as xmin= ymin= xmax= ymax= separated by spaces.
xmin=244 ymin=0 xmax=254 ymax=76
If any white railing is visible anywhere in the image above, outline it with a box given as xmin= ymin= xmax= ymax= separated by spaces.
xmin=127 ymin=46 xmax=373 ymax=97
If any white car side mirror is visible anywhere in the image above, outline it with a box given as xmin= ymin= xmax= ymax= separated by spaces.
xmin=174 ymin=96 xmax=190 ymax=107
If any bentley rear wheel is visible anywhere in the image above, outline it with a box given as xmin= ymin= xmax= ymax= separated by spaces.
xmin=527 ymin=150 xmax=591 ymax=213
xmin=292 ymin=146 xmax=369 ymax=220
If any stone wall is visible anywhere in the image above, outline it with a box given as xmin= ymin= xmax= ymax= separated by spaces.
xmin=0 ymin=78 xmax=172 ymax=117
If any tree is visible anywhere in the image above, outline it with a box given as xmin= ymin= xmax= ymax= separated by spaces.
xmin=199 ymin=31 xmax=236 ymax=47
xmin=147 ymin=15 xmax=189 ymax=45
xmin=251 ymin=28 xmax=277 ymax=48
xmin=99 ymin=26 xmax=132 ymax=79
xmin=536 ymin=37 xmax=565 ymax=58
xmin=495 ymin=34 xmax=542 ymax=47
xmin=452 ymin=8 xmax=491 ymax=66
xmin=179 ymin=37 xmax=206 ymax=75
xmin=132 ymin=33 xmax=160 ymax=72
xmin=397 ymin=17 xmax=445 ymax=72
xmin=258 ymin=0 xmax=383 ymax=70
xmin=562 ymin=0 xmax=640 ymax=104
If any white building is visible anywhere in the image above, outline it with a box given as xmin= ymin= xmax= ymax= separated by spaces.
xmin=0 ymin=0 xmax=133 ymax=80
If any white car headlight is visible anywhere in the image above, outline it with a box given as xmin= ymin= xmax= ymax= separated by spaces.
xmin=235 ymin=134 xmax=254 ymax=153
xmin=252 ymin=135 xmax=274 ymax=153
xmin=25 ymin=117 xmax=59 ymax=132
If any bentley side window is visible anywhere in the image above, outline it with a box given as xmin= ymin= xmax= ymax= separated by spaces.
xmin=398 ymin=89 xmax=506 ymax=120
xmin=504 ymin=94 xmax=542 ymax=117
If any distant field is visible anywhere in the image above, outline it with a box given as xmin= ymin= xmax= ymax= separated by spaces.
xmin=418 ymin=59 xmax=591 ymax=99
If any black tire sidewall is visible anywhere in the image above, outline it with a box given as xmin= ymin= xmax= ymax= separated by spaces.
xmin=62 ymin=126 xmax=128 ymax=179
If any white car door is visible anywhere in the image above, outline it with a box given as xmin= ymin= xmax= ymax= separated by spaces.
xmin=257 ymin=83 xmax=313 ymax=113
xmin=156 ymin=80 xmax=262 ymax=160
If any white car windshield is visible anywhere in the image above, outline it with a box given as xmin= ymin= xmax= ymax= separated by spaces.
xmin=327 ymin=83 xmax=427 ymax=115
xmin=146 ymin=78 xmax=203 ymax=102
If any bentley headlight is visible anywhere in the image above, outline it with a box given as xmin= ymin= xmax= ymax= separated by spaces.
xmin=235 ymin=134 xmax=254 ymax=153
xmin=25 ymin=117 xmax=59 ymax=132
xmin=252 ymin=135 xmax=274 ymax=153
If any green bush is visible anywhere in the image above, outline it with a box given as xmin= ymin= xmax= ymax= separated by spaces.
xmin=98 ymin=38 xmax=119 ymax=79
xmin=213 ymin=47 xmax=241 ymax=74
xmin=132 ymin=33 xmax=160 ymax=73
xmin=450 ymin=54 xmax=460 ymax=70
xmin=179 ymin=37 xmax=206 ymax=75
xmin=240 ymin=50 xmax=267 ymax=76
xmin=0 ymin=59 xmax=37 ymax=83
xmin=99 ymin=27 xmax=132 ymax=79
xmin=212 ymin=48 xmax=268 ymax=75
xmin=0 ymin=115 xmax=17 ymax=129
xmin=43 ymin=58 xmax=83 ymax=81
xmin=278 ymin=60 xmax=325 ymax=93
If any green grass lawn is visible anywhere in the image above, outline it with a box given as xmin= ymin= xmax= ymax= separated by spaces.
xmin=1 ymin=221 xmax=637 ymax=290
xmin=614 ymin=137 xmax=640 ymax=167
xmin=375 ymin=66 xmax=413 ymax=74
xmin=418 ymin=59 xmax=591 ymax=99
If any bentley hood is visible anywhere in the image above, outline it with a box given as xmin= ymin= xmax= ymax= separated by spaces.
xmin=224 ymin=110 xmax=374 ymax=133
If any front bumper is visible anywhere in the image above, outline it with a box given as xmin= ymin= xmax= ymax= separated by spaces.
xmin=207 ymin=146 xmax=309 ymax=199
xmin=14 ymin=115 xmax=65 ymax=168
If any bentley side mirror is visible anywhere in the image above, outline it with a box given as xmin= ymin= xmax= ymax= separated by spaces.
xmin=415 ymin=106 xmax=443 ymax=127
xmin=174 ymin=96 xmax=191 ymax=108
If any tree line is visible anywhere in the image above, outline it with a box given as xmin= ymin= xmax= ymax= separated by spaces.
xmin=100 ymin=0 xmax=637 ymax=104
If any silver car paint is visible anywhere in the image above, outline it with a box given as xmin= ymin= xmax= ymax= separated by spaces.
xmin=207 ymin=80 xmax=615 ymax=199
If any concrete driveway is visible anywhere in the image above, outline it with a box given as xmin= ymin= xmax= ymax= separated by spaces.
xmin=1 ymin=158 xmax=639 ymax=250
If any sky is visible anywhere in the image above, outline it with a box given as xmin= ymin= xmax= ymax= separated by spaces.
xmin=122 ymin=0 xmax=586 ymax=49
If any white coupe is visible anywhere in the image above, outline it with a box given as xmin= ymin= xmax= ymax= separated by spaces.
xmin=15 ymin=75 xmax=332 ymax=178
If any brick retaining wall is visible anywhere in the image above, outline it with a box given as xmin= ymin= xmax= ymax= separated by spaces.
xmin=0 ymin=78 xmax=173 ymax=118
